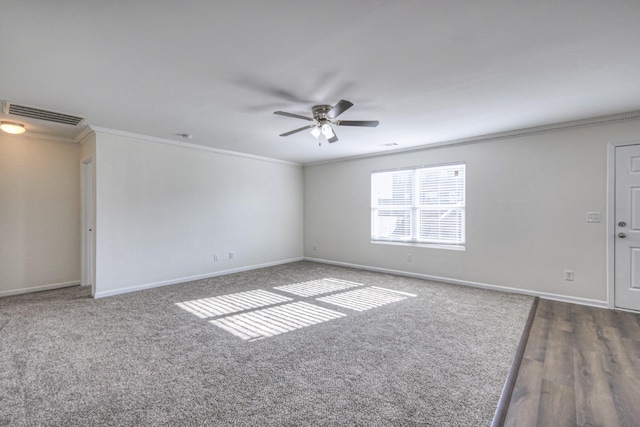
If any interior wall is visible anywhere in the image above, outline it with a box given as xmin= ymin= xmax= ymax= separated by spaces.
xmin=93 ymin=131 xmax=304 ymax=297
xmin=304 ymin=119 xmax=640 ymax=305
xmin=0 ymin=134 xmax=80 ymax=296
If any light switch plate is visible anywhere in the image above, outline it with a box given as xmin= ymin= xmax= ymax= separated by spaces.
xmin=586 ymin=212 xmax=601 ymax=223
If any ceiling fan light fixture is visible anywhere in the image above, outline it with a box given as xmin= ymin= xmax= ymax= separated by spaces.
xmin=275 ymin=100 xmax=378 ymax=145
xmin=0 ymin=121 xmax=26 ymax=135
xmin=310 ymin=126 xmax=321 ymax=138
xmin=321 ymin=123 xmax=335 ymax=139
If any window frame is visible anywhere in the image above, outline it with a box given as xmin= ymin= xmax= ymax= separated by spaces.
xmin=371 ymin=162 xmax=466 ymax=250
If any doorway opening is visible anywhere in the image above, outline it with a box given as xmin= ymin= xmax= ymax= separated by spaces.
xmin=81 ymin=157 xmax=95 ymax=297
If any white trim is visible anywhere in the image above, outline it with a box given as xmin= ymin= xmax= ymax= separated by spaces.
xmin=306 ymin=110 xmax=640 ymax=166
xmin=89 ymin=125 xmax=301 ymax=166
xmin=0 ymin=125 xmax=92 ymax=145
xmin=81 ymin=156 xmax=95 ymax=296
xmin=607 ymin=140 xmax=640 ymax=311
xmin=74 ymin=126 xmax=94 ymax=144
xmin=93 ymin=257 xmax=304 ymax=299
xmin=607 ymin=143 xmax=617 ymax=310
xmin=304 ymin=257 xmax=609 ymax=309
xmin=371 ymin=160 xmax=466 ymax=174
xmin=614 ymin=306 xmax=640 ymax=314
xmin=0 ymin=281 xmax=80 ymax=298
xmin=3 ymin=132 xmax=80 ymax=145
xmin=371 ymin=240 xmax=466 ymax=251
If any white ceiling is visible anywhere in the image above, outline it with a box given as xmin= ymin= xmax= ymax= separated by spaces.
xmin=2 ymin=1 xmax=640 ymax=164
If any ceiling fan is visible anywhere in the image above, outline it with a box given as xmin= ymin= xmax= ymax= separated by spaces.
xmin=274 ymin=100 xmax=379 ymax=145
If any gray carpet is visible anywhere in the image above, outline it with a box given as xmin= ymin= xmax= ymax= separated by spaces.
xmin=0 ymin=261 xmax=533 ymax=426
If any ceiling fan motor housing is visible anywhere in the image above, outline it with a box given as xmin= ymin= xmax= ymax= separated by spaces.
xmin=312 ymin=105 xmax=333 ymax=123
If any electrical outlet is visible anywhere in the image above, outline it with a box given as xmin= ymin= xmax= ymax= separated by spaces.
xmin=229 ymin=251 xmax=234 ymax=259
xmin=313 ymin=244 xmax=317 ymax=251
xmin=407 ymin=253 xmax=413 ymax=262
xmin=564 ymin=270 xmax=574 ymax=281
xmin=214 ymin=254 xmax=219 ymax=261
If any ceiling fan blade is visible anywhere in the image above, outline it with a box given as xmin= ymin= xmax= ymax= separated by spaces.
xmin=280 ymin=124 xmax=315 ymax=137
xmin=274 ymin=111 xmax=314 ymax=121
xmin=327 ymin=99 xmax=353 ymax=119
xmin=335 ymin=120 xmax=379 ymax=127
xmin=235 ymin=77 xmax=314 ymax=103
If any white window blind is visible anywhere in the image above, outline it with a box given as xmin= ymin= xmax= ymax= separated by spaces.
xmin=371 ymin=163 xmax=465 ymax=246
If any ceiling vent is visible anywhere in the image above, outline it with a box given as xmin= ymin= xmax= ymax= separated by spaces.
xmin=2 ymin=101 xmax=84 ymax=126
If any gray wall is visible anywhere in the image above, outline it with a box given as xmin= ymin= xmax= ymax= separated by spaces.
xmin=5 ymin=118 xmax=640 ymax=303
xmin=93 ymin=131 xmax=304 ymax=297
xmin=0 ymin=134 xmax=80 ymax=296
xmin=304 ymin=120 xmax=640 ymax=305
xmin=1 ymin=129 xmax=305 ymax=298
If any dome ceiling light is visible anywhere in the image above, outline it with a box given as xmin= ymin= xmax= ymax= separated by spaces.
xmin=0 ymin=121 xmax=26 ymax=135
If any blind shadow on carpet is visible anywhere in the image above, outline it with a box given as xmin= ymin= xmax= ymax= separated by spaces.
xmin=0 ymin=261 xmax=533 ymax=426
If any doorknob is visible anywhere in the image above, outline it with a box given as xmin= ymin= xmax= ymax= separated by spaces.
xmin=619 ymin=232 xmax=627 ymax=238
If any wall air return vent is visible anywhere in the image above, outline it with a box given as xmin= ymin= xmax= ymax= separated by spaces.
xmin=2 ymin=101 xmax=84 ymax=126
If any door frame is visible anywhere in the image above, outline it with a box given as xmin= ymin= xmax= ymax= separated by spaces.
xmin=81 ymin=156 xmax=95 ymax=296
xmin=607 ymin=141 xmax=640 ymax=311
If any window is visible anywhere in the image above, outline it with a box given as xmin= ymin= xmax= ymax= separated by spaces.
xmin=371 ymin=163 xmax=465 ymax=247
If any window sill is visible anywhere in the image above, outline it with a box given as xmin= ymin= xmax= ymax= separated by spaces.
xmin=371 ymin=240 xmax=466 ymax=251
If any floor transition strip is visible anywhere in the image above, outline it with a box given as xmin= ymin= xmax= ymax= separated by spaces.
xmin=491 ymin=297 xmax=540 ymax=427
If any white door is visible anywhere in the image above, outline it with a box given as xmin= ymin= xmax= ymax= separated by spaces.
xmin=615 ymin=144 xmax=640 ymax=311
xmin=82 ymin=158 xmax=95 ymax=296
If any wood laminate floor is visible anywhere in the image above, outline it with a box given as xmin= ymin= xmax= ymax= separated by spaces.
xmin=504 ymin=299 xmax=640 ymax=427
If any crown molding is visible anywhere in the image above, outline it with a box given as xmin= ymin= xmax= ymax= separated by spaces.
xmin=0 ymin=124 xmax=92 ymax=145
xmin=74 ymin=126 xmax=94 ymax=144
xmin=13 ymin=109 xmax=640 ymax=166
xmin=89 ymin=125 xmax=301 ymax=166
xmin=305 ymin=110 xmax=640 ymax=166
xmin=3 ymin=131 xmax=76 ymax=144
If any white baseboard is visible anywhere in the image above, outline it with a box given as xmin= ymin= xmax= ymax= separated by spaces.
xmin=93 ymin=257 xmax=304 ymax=299
xmin=0 ymin=280 xmax=81 ymax=298
xmin=304 ymin=257 xmax=609 ymax=309
xmin=7 ymin=258 xmax=609 ymax=310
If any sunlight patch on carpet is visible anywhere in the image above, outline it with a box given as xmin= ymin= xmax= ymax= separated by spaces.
xmin=317 ymin=286 xmax=416 ymax=312
xmin=209 ymin=301 xmax=346 ymax=341
xmin=175 ymin=279 xmax=418 ymax=341
xmin=273 ymin=278 xmax=364 ymax=297
xmin=175 ymin=289 xmax=292 ymax=318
